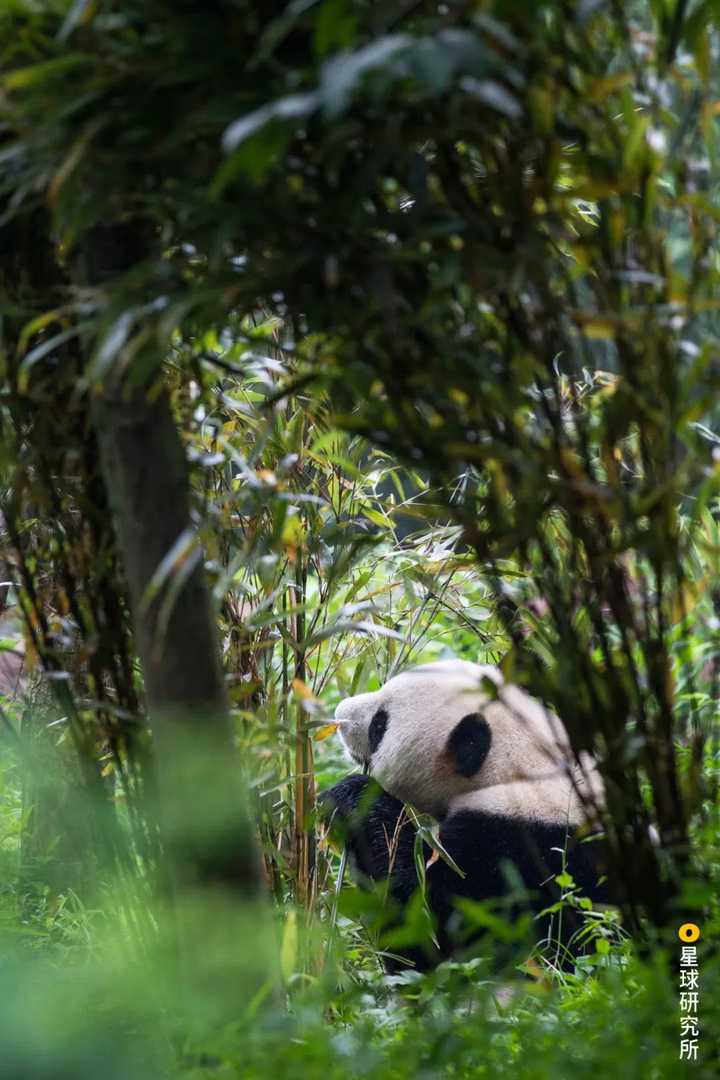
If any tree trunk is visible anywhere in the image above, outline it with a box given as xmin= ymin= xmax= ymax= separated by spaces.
xmin=92 ymin=385 xmax=260 ymax=893
xmin=84 ymin=224 xmax=261 ymax=897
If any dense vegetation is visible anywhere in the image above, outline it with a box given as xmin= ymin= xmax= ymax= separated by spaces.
xmin=0 ymin=1 xmax=718 ymax=1076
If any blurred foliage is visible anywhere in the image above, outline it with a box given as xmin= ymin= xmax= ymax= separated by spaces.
xmin=1 ymin=0 xmax=720 ymax=1076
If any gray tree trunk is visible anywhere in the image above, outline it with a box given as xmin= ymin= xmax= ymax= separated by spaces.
xmin=84 ymin=224 xmax=261 ymax=896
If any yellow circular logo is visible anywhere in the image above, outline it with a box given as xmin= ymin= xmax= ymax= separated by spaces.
xmin=678 ymin=923 xmax=700 ymax=943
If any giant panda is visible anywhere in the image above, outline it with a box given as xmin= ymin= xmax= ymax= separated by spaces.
xmin=320 ymin=658 xmax=611 ymax=973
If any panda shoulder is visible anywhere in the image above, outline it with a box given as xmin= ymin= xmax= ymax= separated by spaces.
xmin=445 ymin=771 xmax=601 ymax=829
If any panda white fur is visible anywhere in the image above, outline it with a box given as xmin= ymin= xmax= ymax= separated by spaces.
xmin=321 ymin=659 xmax=610 ymax=972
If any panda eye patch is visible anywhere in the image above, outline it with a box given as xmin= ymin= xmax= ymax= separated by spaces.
xmin=368 ymin=708 xmax=388 ymax=755
xmin=446 ymin=713 xmax=492 ymax=777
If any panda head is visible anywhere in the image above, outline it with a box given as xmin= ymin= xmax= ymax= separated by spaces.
xmin=334 ymin=658 xmax=577 ymax=820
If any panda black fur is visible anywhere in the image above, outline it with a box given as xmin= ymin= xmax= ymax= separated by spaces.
xmin=320 ymin=659 xmax=611 ymax=973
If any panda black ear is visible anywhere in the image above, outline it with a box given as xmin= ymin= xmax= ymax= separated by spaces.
xmin=446 ymin=713 xmax=492 ymax=778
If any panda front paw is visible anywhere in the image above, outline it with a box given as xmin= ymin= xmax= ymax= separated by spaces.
xmin=318 ymin=773 xmax=376 ymax=820
xmin=318 ymin=775 xmax=399 ymax=843
xmin=318 ymin=774 xmax=414 ymax=884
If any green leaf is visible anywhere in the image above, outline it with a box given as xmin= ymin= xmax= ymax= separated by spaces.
xmin=314 ymin=0 xmax=357 ymax=58
xmin=58 ymin=0 xmax=95 ymax=42
xmin=222 ymin=92 xmax=319 ymax=153
xmin=4 ymin=55 xmax=89 ymax=90
xmin=18 ymin=327 xmax=81 ymax=392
